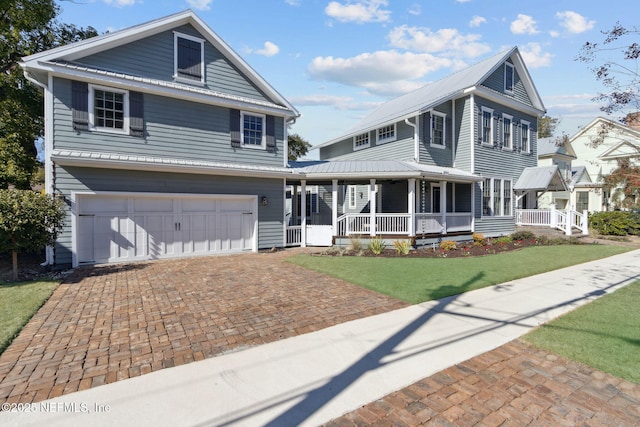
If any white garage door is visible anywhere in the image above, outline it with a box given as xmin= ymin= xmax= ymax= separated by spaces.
xmin=76 ymin=194 xmax=256 ymax=264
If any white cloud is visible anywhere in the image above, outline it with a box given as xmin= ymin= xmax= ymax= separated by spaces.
xmin=284 ymin=0 xmax=300 ymax=5
xmin=408 ymin=4 xmax=421 ymax=16
xmin=510 ymin=14 xmax=539 ymax=35
xmin=186 ymin=0 xmax=212 ymax=11
xmin=325 ymin=0 xmax=391 ymax=24
xmin=308 ymin=50 xmax=453 ymax=96
xmin=519 ymin=43 xmax=553 ymax=68
xmin=388 ymin=25 xmax=491 ymax=58
xmin=556 ymin=11 xmax=595 ymax=34
xmin=254 ymin=41 xmax=280 ymax=57
xmin=103 ymin=0 xmax=136 ymax=6
xmin=455 ymin=0 xmax=472 ymax=3
xmin=469 ymin=16 xmax=487 ymax=28
xmin=289 ymin=95 xmax=380 ymax=111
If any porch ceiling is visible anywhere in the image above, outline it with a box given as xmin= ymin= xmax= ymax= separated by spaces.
xmin=288 ymin=160 xmax=482 ymax=183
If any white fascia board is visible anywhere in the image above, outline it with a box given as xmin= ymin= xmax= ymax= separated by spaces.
xmin=473 ymin=86 xmax=545 ymax=116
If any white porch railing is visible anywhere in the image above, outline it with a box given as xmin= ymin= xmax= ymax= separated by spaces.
xmin=336 ymin=212 xmax=473 ymax=237
xmin=515 ymin=208 xmax=588 ymax=236
xmin=286 ymin=226 xmax=301 ymax=246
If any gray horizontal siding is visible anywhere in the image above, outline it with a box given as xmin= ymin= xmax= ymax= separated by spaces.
xmin=419 ymin=102 xmax=453 ymax=167
xmin=480 ymin=59 xmax=533 ymax=108
xmin=77 ymin=25 xmax=271 ymax=103
xmin=454 ymin=96 xmax=472 ymax=171
xmin=53 ymin=166 xmax=284 ymax=265
xmin=53 ymin=77 xmax=284 ymax=167
xmin=474 ymin=217 xmax=516 ymax=237
xmin=473 ymin=96 xmax=538 ymax=181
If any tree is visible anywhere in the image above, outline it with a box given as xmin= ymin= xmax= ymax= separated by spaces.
xmin=577 ymin=22 xmax=640 ymax=117
xmin=603 ymin=159 xmax=640 ymax=210
xmin=288 ymin=133 xmax=312 ymax=160
xmin=0 ymin=0 xmax=98 ymax=189
xmin=538 ymin=115 xmax=560 ymax=138
xmin=0 ymin=189 xmax=65 ymax=281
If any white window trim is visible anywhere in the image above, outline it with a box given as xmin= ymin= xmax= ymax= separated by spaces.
xmin=347 ymin=185 xmax=357 ymax=209
xmin=502 ymin=113 xmax=513 ymax=151
xmin=504 ymin=62 xmax=515 ymax=93
xmin=521 ymin=119 xmax=531 ymax=154
xmin=173 ymin=31 xmax=205 ymax=85
xmin=88 ymin=84 xmax=129 ymax=135
xmin=241 ymin=111 xmax=266 ymax=149
xmin=430 ymin=111 xmax=447 ymax=149
xmin=482 ymin=177 xmax=513 ymax=217
xmin=353 ymin=132 xmax=370 ymax=151
xmin=481 ymin=107 xmax=494 ymax=146
xmin=376 ymin=124 xmax=396 ymax=145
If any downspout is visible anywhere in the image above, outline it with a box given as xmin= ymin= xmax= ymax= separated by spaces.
xmin=405 ymin=115 xmax=419 ymax=162
xmin=24 ymin=69 xmax=55 ymax=266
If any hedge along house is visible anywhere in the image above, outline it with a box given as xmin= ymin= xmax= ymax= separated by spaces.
xmin=21 ymin=10 xmax=300 ymax=267
xmin=285 ymin=47 xmax=547 ymax=247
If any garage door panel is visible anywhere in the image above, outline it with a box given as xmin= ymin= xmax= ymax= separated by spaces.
xmin=77 ymin=195 xmax=255 ymax=264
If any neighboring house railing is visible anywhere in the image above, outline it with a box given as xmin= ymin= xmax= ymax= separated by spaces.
xmin=515 ymin=207 xmax=588 ymax=236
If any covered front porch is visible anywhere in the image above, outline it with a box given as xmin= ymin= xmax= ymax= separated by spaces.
xmin=285 ymin=161 xmax=482 ymax=247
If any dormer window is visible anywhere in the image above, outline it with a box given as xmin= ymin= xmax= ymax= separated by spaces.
xmin=353 ymin=132 xmax=370 ymax=150
xmin=377 ymin=124 xmax=396 ymax=144
xmin=504 ymin=62 xmax=514 ymax=93
xmin=174 ymin=32 xmax=204 ymax=84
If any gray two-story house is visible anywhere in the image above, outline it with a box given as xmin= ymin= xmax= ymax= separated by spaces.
xmin=21 ymin=10 xmax=299 ymax=267
xmin=288 ymin=47 xmax=546 ymax=246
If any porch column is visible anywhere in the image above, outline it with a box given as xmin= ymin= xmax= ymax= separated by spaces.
xmin=300 ymin=180 xmax=307 ymax=247
xmin=369 ymin=179 xmax=377 ymax=237
xmin=408 ymin=178 xmax=416 ymax=236
xmin=440 ymin=180 xmax=447 ymax=234
xmin=332 ymin=179 xmax=338 ymax=237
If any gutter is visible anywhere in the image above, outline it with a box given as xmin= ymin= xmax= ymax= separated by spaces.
xmin=405 ymin=116 xmax=419 ymax=162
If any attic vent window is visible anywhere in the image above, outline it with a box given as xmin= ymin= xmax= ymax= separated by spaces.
xmin=505 ymin=62 xmax=514 ymax=93
xmin=353 ymin=132 xmax=370 ymax=150
xmin=174 ymin=32 xmax=204 ymax=84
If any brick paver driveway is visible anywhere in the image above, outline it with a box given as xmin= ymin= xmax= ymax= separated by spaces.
xmin=0 ymin=249 xmax=408 ymax=404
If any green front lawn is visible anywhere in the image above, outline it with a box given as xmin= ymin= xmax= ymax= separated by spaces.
xmin=0 ymin=280 xmax=59 ymax=354
xmin=523 ymin=279 xmax=640 ymax=384
xmin=288 ymin=245 xmax=629 ymax=304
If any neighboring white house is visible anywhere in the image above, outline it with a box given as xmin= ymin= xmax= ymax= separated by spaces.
xmin=569 ymin=115 xmax=640 ymax=210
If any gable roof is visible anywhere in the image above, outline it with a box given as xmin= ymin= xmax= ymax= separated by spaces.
xmin=598 ymin=140 xmax=640 ymax=160
xmin=316 ymin=46 xmax=545 ymax=149
xmin=514 ymin=166 xmax=568 ymax=192
xmin=570 ymin=116 xmax=640 ymax=144
xmin=20 ymin=10 xmax=298 ymax=118
xmin=537 ymin=137 xmax=576 ymax=159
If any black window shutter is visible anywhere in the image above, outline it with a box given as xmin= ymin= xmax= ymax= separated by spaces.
xmin=266 ymin=115 xmax=276 ymax=149
xmin=177 ymin=37 xmax=202 ymax=79
xmin=129 ymin=91 xmax=144 ymax=137
xmin=423 ymin=112 xmax=431 ymax=144
xmin=72 ymin=81 xmax=89 ymax=131
xmin=230 ymin=109 xmax=241 ymax=147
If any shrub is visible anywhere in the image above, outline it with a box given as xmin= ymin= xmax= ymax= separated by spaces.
xmin=440 ymin=240 xmax=457 ymax=251
xmin=494 ymin=236 xmax=512 ymax=244
xmin=349 ymin=237 xmax=362 ymax=252
xmin=368 ymin=238 xmax=386 ymax=255
xmin=472 ymin=232 xmax=485 ymax=246
xmin=510 ymin=230 xmax=535 ymax=241
xmin=393 ymin=240 xmax=411 ymax=255
xmin=589 ymin=211 xmax=640 ymax=236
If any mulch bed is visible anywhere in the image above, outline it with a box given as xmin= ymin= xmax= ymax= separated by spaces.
xmin=319 ymin=237 xmax=576 ymax=258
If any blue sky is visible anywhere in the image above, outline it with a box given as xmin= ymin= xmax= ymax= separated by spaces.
xmin=56 ymin=0 xmax=633 ymax=151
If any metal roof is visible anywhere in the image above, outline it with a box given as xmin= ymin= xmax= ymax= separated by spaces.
xmin=317 ymin=46 xmax=546 ymax=149
xmin=514 ymin=166 xmax=568 ymax=192
xmin=289 ymin=160 xmax=482 ymax=182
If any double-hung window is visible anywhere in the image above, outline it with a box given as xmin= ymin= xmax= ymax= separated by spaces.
xmin=353 ymin=132 xmax=370 ymax=150
xmin=377 ymin=124 xmax=396 ymax=144
xmin=348 ymin=185 xmax=357 ymax=209
xmin=241 ymin=112 xmax=265 ymax=148
xmin=89 ymin=85 xmax=128 ymax=133
xmin=431 ymin=112 xmax=446 ymax=148
xmin=482 ymin=178 xmax=512 ymax=217
xmin=481 ymin=107 xmax=494 ymax=146
xmin=174 ymin=32 xmax=204 ymax=84
xmin=502 ymin=114 xmax=513 ymax=150
xmin=505 ymin=62 xmax=514 ymax=93
xmin=521 ymin=120 xmax=530 ymax=153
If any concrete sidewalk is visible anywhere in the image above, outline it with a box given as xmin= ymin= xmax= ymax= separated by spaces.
xmin=2 ymin=249 xmax=639 ymax=426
